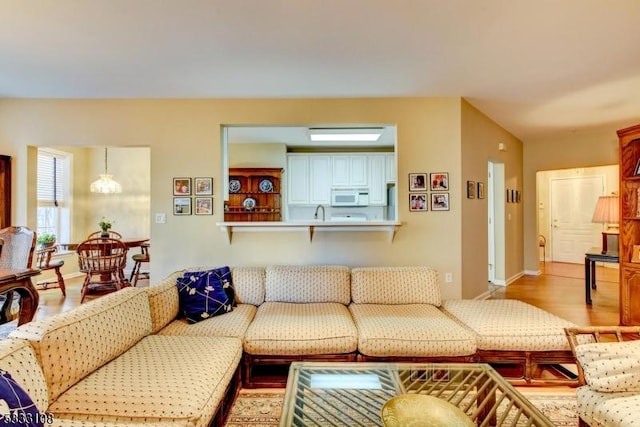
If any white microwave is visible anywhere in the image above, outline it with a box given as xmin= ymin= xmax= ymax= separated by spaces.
xmin=331 ymin=189 xmax=369 ymax=207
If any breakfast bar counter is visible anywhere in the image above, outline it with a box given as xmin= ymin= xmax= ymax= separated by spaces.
xmin=216 ymin=221 xmax=402 ymax=244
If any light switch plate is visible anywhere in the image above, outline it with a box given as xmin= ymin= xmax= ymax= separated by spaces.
xmin=155 ymin=213 xmax=166 ymax=224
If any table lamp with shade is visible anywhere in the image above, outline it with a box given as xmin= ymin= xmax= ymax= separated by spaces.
xmin=591 ymin=195 xmax=619 ymax=254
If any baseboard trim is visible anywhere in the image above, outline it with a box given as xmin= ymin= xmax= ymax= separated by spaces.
xmin=524 ymin=269 xmax=541 ymax=276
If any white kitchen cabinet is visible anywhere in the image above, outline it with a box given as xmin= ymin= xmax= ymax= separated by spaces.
xmin=287 ymin=155 xmax=331 ymax=205
xmin=368 ymin=155 xmax=387 ymax=206
xmin=287 ymin=155 xmax=309 ymax=205
xmin=309 ymin=155 xmax=331 ymax=204
xmin=385 ymin=153 xmax=396 ymax=183
xmin=332 ymin=155 xmax=368 ymax=187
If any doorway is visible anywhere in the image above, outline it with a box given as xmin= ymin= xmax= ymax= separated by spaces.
xmin=488 ymin=161 xmax=505 ymax=284
xmin=537 ymin=165 xmax=618 ymax=264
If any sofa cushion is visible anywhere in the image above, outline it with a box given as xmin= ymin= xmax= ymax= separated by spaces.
xmin=349 ymin=304 xmax=476 ymax=357
xmin=441 ymin=299 xmax=575 ymax=351
xmin=576 ymin=385 xmax=640 ymax=427
xmin=0 ymin=339 xmax=48 ymax=413
xmin=48 ymin=335 xmax=242 ymax=426
xmin=231 ymin=266 xmax=265 ymax=306
xmin=10 ymin=288 xmax=152 ymax=403
xmin=351 ymin=266 xmax=441 ymax=306
xmin=177 ymin=270 xmax=233 ymax=323
xmin=265 ymin=265 xmax=350 ymax=304
xmin=0 ymin=368 xmax=43 ymax=427
xmin=182 ymin=266 xmax=236 ymax=307
xmin=157 ymin=304 xmax=257 ymax=338
xmin=244 ymin=302 xmax=358 ymax=355
xmin=146 ymin=271 xmax=183 ymax=334
xmin=576 ymin=340 xmax=640 ymax=392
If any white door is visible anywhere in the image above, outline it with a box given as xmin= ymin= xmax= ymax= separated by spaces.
xmin=488 ymin=162 xmax=495 ymax=283
xmin=550 ymin=176 xmax=603 ymax=263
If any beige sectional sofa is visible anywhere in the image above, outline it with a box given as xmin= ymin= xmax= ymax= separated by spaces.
xmin=0 ymin=264 xmax=580 ymax=425
xmin=2 ymin=288 xmax=243 ymax=426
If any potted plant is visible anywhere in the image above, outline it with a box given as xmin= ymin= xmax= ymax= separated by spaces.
xmin=37 ymin=233 xmax=56 ymax=248
xmin=99 ymin=219 xmax=112 ymax=237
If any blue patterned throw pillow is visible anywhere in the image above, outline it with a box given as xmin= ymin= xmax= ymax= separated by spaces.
xmin=181 ymin=266 xmax=236 ymax=307
xmin=0 ymin=369 xmax=44 ymax=427
xmin=177 ymin=269 xmax=234 ymax=323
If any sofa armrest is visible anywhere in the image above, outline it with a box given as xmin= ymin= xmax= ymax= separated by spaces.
xmin=565 ymin=326 xmax=640 ymax=386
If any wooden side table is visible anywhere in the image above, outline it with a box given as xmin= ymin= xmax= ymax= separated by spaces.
xmin=584 ymin=247 xmax=619 ymax=305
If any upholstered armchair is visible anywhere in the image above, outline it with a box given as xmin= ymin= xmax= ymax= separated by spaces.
xmin=565 ymin=326 xmax=640 ymax=427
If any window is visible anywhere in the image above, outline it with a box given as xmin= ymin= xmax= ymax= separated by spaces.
xmin=37 ymin=149 xmax=71 ymax=243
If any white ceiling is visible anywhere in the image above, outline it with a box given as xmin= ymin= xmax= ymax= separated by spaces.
xmin=228 ymin=125 xmax=396 ymax=148
xmin=2 ymin=0 xmax=640 ymax=141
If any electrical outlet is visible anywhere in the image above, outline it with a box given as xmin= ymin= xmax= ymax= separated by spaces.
xmin=445 ymin=273 xmax=453 ymax=283
xmin=155 ymin=213 xmax=166 ymax=224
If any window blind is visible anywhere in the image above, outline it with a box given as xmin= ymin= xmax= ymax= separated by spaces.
xmin=37 ymin=151 xmax=65 ymax=205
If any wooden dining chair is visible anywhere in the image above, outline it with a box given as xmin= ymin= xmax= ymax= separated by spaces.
xmin=35 ymin=244 xmax=66 ymax=296
xmin=129 ymin=242 xmax=150 ymax=287
xmin=77 ymin=237 xmax=128 ymax=302
xmin=87 ymin=230 xmax=123 ymax=239
xmin=0 ymin=226 xmax=36 ymax=323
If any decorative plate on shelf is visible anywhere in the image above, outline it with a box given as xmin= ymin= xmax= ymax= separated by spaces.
xmin=242 ymin=197 xmax=256 ymax=211
xmin=229 ymin=179 xmax=241 ymax=193
xmin=258 ymin=178 xmax=273 ymax=193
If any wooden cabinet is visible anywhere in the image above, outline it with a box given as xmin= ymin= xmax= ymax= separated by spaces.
xmin=618 ymin=124 xmax=640 ymax=325
xmin=224 ymin=168 xmax=282 ymax=222
xmin=0 ymin=155 xmax=10 ymax=229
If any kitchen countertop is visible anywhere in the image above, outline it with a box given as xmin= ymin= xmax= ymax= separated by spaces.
xmin=216 ymin=220 xmax=402 ymax=243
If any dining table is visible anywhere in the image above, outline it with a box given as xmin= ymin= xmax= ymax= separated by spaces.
xmin=0 ymin=268 xmax=40 ymax=325
xmin=60 ymin=237 xmax=149 ymax=251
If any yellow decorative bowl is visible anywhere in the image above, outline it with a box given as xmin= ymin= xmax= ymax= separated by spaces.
xmin=381 ymin=394 xmax=474 ymax=427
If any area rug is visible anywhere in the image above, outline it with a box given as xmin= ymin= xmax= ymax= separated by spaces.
xmin=225 ymin=389 xmax=578 ymax=426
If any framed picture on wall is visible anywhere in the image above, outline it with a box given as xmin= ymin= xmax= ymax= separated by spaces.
xmin=194 ymin=177 xmax=213 ymax=195
xmin=431 ymin=193 xmax=450 ymax=211
xmin=477 ymin=182 xmax=485 ymax=199
xmin=467 ymin=181 xmax=476 ymax=199
xmin=409 ymin=193 xmax=428 ymax=211
xmin=429 ymin=172 xmax=449 ymax=191
xmin=409 ymin=173 xmax=427 ymax=191
xmin=194 ymin=197 xmax=213 ymax=215
xmin=173 ymin=178 xmax=191 ymax=196
xmin=173 ymin=197 xmax=192 ymax=215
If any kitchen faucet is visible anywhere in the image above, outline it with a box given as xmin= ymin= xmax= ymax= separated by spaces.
xmin=314 ymin=204 xmax=325 ymax=221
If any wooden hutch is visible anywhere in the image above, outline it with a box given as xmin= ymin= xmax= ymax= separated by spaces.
xmin=224 ymin=168 xmax=282 ymax=222
xmin=618 ymin=124 xmax=640 ymax=325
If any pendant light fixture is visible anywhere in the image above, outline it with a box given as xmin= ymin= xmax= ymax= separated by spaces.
xmin=90 ymin=147 xmax=122 ymax=194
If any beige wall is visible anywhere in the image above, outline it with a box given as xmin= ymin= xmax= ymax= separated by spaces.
xmin=1 ymin=97 xmax=486 ymax=298
xmin=523 ymin=129 xmax=619 ymax=272
xmin=461 ymin=100 xmax=523 ymax=296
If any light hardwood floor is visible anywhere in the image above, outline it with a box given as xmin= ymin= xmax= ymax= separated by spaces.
xmin=33 ymin=261 xmax=620 ymax=327
xmin=490 ymin=261 xmax=620 ymax=326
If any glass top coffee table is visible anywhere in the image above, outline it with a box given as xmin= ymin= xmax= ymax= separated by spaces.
xmin=280 ymin=362 xmax=554 ymax=426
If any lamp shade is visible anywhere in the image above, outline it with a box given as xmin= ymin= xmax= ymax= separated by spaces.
xmin=592 ymin=195 xmax=619 ymax=224
xmin=90 ymin=148 xmax=121 ymax=194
